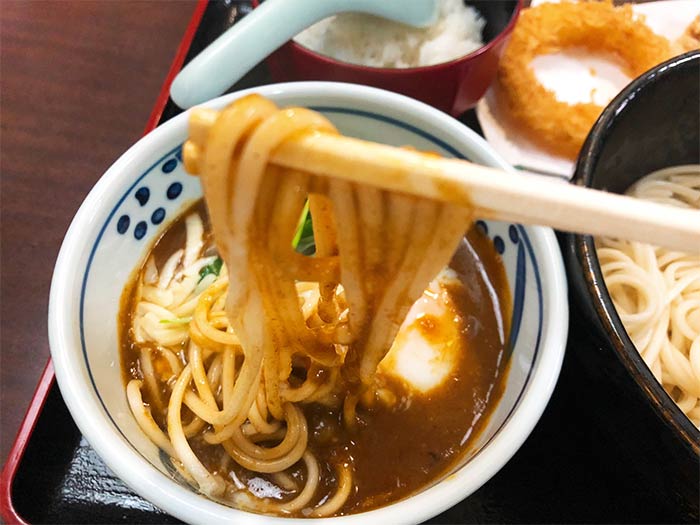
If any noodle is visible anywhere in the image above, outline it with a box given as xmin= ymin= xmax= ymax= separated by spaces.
xmin=598 ymin=165 xmax=700 ymax=427
xmin=123 ymin=95 xmax=474 ymax=515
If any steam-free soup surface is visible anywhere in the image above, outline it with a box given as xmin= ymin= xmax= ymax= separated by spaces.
xmin=120 ymin=201 xmax=511 ymax=515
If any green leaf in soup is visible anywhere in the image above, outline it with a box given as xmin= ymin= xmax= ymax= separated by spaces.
xmin=292 ymin=202 xmax=315 ymax=256
xmin=159 ymin=317 xmax=192 ymax=325
xmin=198 ymin=257 xmax=223 ymax=283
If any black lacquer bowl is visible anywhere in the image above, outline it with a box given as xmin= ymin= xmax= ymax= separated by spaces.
xmin=564 ymin=50 xmax=700 ymax=518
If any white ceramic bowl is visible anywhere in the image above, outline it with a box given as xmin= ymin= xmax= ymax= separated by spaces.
xmin=49 ymin=82 xmax=568 ymax=524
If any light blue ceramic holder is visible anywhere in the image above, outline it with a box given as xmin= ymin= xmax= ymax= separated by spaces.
xmin=169 ymin=0 xmax=437 ymax=109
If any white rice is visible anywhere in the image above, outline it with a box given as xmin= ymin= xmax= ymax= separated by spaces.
xmin=293 ymin=0 xmax=485 ymax=69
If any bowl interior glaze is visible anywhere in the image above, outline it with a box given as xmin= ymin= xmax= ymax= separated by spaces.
xmin=471 ymin=0 xmax=520 ymax=43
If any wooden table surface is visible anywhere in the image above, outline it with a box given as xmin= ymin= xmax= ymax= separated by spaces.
xmin=0 ymin=0 xmax=197 ymax=466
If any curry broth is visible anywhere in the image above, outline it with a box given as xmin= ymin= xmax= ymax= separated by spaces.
xmin=119 ymin=200 xmax=511 ymax=516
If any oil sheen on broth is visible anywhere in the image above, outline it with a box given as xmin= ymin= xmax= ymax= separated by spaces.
xmin=119 ymin=200 xmax=511 ymax=516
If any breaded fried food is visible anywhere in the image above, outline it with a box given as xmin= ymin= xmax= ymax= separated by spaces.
xmin=674 ymin=15 xmax=700 ymax=54
xmin=496 ymin=1 xmax=671 ymax=159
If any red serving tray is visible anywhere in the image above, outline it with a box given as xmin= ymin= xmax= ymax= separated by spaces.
xmin=0 ymin=2 xmax=208 ymax=522
xmin=1 ymin=1 xmax=695 ymax=523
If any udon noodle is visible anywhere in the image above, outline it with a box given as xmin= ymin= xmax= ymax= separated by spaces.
xmin=125 ymin=95 xmax=479 ymax=515
xmin=598 ymin=165 xmax=700 ymax=427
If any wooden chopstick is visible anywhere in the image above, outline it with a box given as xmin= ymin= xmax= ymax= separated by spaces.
xmin=185 ymin=108 xmax=700 ymax=253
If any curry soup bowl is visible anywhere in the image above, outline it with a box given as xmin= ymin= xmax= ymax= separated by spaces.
xmin=49 ymin=81 xmax=567 ymax=524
